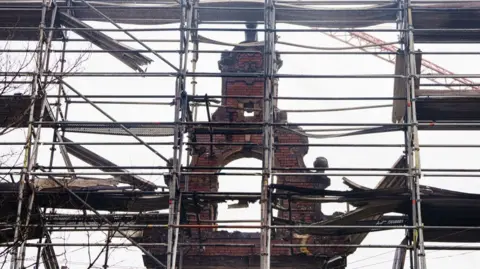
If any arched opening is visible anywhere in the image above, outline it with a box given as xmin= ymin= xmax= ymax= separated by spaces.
xmin=217 ymin=158 xmax=262 ymax=232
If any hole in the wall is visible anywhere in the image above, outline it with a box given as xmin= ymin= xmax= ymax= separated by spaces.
xmin=272 ymin=208 xmax=279 ymax=217
xmin=217 ymin=158 xmax=261 ymax=232
xmin=244 ymin=110 xmax=255 ymax=117
xmin=243 ymin=102 xmax=255 ymax=117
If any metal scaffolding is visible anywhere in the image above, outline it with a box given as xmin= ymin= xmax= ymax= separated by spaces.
xmin=1 ymin=0 xmax=480 ymax=269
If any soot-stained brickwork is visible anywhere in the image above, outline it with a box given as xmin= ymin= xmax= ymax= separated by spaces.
xmin=142 ymin=35 xmax=349 ymax=269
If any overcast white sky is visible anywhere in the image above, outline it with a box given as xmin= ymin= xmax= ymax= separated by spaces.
xmin=2 ymin=12 xmax=480 ymax=269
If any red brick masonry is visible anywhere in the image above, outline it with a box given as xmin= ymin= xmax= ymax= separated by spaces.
xmin=142 ymin=43 xmax=348 ymax=269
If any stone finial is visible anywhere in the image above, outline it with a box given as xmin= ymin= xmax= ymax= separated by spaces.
xmin=313 ymin=157 xmax=328 ymax=170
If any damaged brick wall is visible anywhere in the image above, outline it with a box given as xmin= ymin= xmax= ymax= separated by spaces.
xmin=185 ymin=44 xmax=316 ymax=223
xmin=142 ymin=41 xmax=349 ymax=269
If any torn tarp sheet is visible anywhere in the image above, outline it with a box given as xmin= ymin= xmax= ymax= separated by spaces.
xmin=3 ymin=1 xmax=480 ymax=42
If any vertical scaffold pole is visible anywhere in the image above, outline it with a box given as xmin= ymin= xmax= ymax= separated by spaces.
xmin=35 ymin=2 xmax=69 ymax=268
xmin=167 ymin=0 xmax=191 ymax=268
xmin=401 ymin=0 xmax=427 ymax=269
xmin=10 ymin=1 xmax=52 ymax=268
xmin=46 ymin=12 xmax=76 ymax=179
xmin=261 ymin=0 xmax=276 ymax=268
xmin=20 ymin=6 xmax=65 ymax=261
xmin=395 ymin=1 xmax=415 ymax=269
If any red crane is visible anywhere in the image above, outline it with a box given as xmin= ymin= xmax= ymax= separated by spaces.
xmin=323 ymin=31 xmax=480 ymax=91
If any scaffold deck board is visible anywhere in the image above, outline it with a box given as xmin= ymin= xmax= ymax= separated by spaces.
xmin=63 ymin=125 xmax=175 ymax=136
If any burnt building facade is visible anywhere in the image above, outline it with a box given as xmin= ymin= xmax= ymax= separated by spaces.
xmin=141 ymin=29 xmax=349 ymax=269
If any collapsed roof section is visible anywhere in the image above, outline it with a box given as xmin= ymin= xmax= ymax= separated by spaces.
xmin=272 ymin=155 xmax=480 ymax=244
xmin=0 ymin=181 xmax=169 ymax=215
xmin=62 ymin=136 xmax=158 ymax=190
xmin=2 ymin=154 xmax=479 ymax=250
xmin=0 ymin=94 xmax=160 ymax=191
xmin=58 ymin=12 xmax=152 ymax=72
xmin=0 ymin=1 xmax=152 ymax=71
